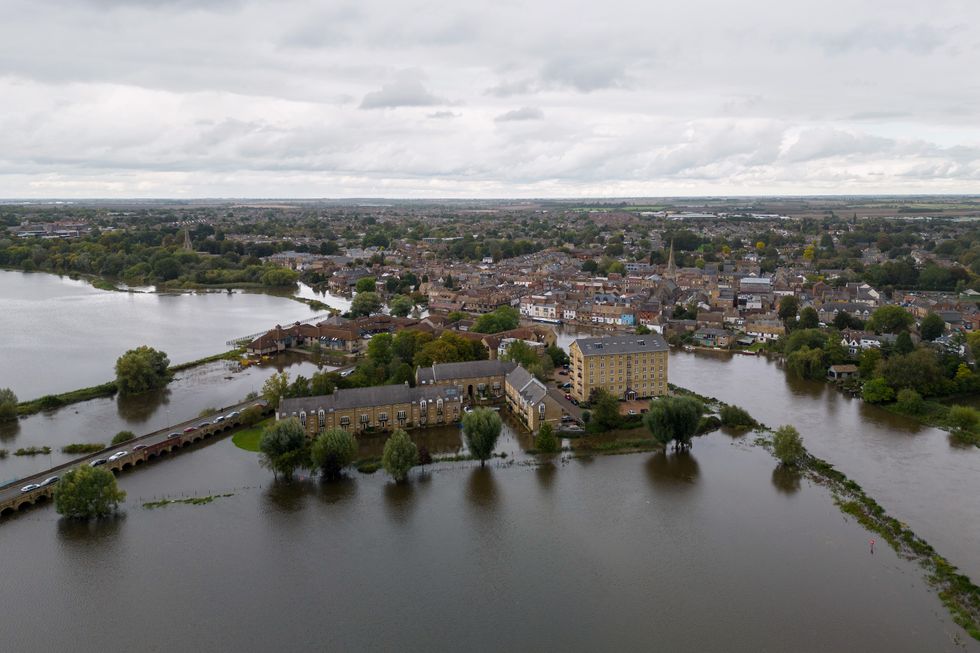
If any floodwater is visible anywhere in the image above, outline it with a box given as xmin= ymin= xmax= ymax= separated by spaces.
xmin=669 ymin=350 xmax=980 ymax=581
xmin=0 ymin=353 xmax=328 ymax=484
xmin=1 ymin=431 xmax=973 ymax=652
xmin=0 ymin=270 xmax=347 ymax=398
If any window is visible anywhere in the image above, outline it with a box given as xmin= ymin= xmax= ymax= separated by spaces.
xmin=299 ymin=411 xmax=307 ymax=427
xmin=538 ymin=403 xmax=545 ymax=415
xmin=318 ymin=410 xmax=325 ymax=428
xmin=360 ymin=414 xmax=369 ymax=424
xmin=378 ymin=412 xmax=388 ymax=423
xmin=397 ymin=410 xmax=407 ymax=421
xmin=340 ymin=416 xmax=351 ymax=427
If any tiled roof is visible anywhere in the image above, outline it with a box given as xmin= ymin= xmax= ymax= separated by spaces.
xmin=280 ymin=384 xmax=458 ymax=414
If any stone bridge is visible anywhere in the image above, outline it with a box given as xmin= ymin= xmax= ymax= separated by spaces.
xmin=0 ymin=400 xmax=273 ymax=520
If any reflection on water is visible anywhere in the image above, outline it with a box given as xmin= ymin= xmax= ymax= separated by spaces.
xmin=646 ymin=450 xmax=700 ymax=488
xmin=465 ymin=466 xmax=498 ymax=508
xmin=264 ymin=480 xmax=310 ymax=513
xmin=316 ymin=476 xmax=358 ymax=506
xmin=383 ymin=481 xmax=416 ymax=523
xmin=116 ymin=388 xmax=172 ymax=423
xmin=771 ymin=465 xmax=803 ymax=495
xmin=535 ymin=461 xmax=558 ymax=490
xmin=56 ymin=514 xmax=125 ymax=543
xmin=0 ymin=419 xmax=20 ymax=442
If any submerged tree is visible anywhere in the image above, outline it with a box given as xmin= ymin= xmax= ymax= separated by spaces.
xmin=772 ymin=425 xmax=806 ymax=466
xmin=534 ymin=422 xmax=560 ymax=454
xmin=644 ymin=396 xmax=704 ymax=450
xmin=54 ymin=466 xmax=126 ymax=519
xmin=0 ymin=387 xmax=17 ymax=422
xmin=114 ymin=346 xmax=172 ymax=396
xmin=382 ymin=429 xmax=418 ymax=483
xmin=259 ymin=418 xmax=309 ymax=481
xmin=462 ymin=408 xmax=502 ymax=466
xmin=311 ymin=427 xmax=357 ymax=480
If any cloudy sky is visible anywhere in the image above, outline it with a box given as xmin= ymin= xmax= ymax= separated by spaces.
xmin=1 ymin=0 xmax=978 ymax=198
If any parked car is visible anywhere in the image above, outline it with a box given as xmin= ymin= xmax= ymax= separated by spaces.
xmin=558 ymin=370 xmax=568 ymax=376
xmin=133 ymin=444 xmax=148 ymax=451
xmin=182 ymin=426 xmax=196 ymax=433
xmin=228 ymin=411 xmax=240 ymax=418
xmin=571 ymin=399 xmax=580 ymax=406
xmin=40 ymin=476 xmax=59 ymax=487
xmin=214 ymin=416 xmax=225 ymax=423
xmin=564 ymin=393 xmax=572 ymax=401
xmin=20 ymin=483 xmax=41 ymax=493
xmin=89 ymin=458 xmax=107 ymax=467
xmin=627 ymin=409 xmax=637 ymax=416
xmin=198 ymin=421 xmax=211 ymax=428
xmin=108 ymin=451 xmax=128 ymax=462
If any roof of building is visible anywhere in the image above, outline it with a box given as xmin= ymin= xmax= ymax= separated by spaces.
xmin=571 ymin=333 xmax=668 ymax=356
xmin=416 ymin=359 xmax=517 ymax=385
xmin=279 ymin=384 xmax=458 ymax=415
xmin=506 ymin=366 xmax=548 ymax=405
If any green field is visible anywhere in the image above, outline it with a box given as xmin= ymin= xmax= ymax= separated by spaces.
xmin=231 ymin=418 xmax=272 ymax=452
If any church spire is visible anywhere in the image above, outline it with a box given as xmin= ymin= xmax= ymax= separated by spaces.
xmin=666 ymin=239 xmax=676 ymax=277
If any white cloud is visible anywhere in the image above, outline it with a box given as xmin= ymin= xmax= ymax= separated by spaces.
xmin=0 ymin=0 xmax=977 ymax=196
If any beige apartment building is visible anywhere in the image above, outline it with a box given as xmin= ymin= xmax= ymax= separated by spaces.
xmin=569 ymin=335 xmax=669 ymax=402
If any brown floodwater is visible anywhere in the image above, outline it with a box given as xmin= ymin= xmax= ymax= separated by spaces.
xmin=0 ymin=429 xmax=974 ymax=652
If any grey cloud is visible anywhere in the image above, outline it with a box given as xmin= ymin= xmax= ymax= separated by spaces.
xmin=540 ymin=57 xmax=629 ymax=92
xmin=495 ymin=107 xmax=545 ymax=122
xmin=359 ymin=78 xmax=447 ymax=109
xmin=815 ymin=23 xmax=956 ymax=55
xmin=427 ymin=111 xmax=460 ymax=119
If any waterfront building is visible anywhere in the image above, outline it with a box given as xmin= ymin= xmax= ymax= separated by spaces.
xmin=278 ymin=383 xmax=463 ymax=436
xmin=504 ymin=365 xmax=563 ymax=432
xmin=569 ymin=334 xmax=669 ymax=402
xmin=416 ymin=359 xmax=517 ymax=401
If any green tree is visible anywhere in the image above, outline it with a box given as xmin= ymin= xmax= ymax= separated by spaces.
xmin=772 ymin=425 xmax=806 ymax=466
xmin=798 ymin=306 xmax=820 ymax=329
xmin=878 ymin=349 xmax=944 ymax=396
xmin=0 ymin=387 xmax=17 ymax=422
xmin=644 ymin=395 xmax=705 ymax=450
xmin=355 ymin=276 xmax=376 ymax=293
xmin=262 ymin=371 xmax=290 ymax=408
xmin=114 ymin=346 xmax=172 ymax=396
xmin=862 ymin=377 xmax=895 ymax=404
xmin=867 ymin=305 xmax=914 ymax=334
xmin=366 ymin=332 xmax=394 ymax=366
xmin=895 ymin=330 xmax=914 ymax=354
xmin=636 ymin=324 xmax=651 ymax=335
xmin=382 ymin=429 xmax=418 ymax=483
xmin=786 ymin=345 xmax=827 ymax=380
xmin=54 ymin=466 xmax=126 ymax=519
xmin=778 ymin=295 xmax=799 ymax=323
xmin=471 ymin=306 xmax=520 ymax=334
xmin=534 ymin=422 xmax=559 ymax=454
xmin=501 ymin=340 xmax=538 ymax=367
xmin=111 ymin=430 xmax=135 ymax=445
xmin=589 ymin=388 xmax=622 ymax=431
xmin=895 ymin=389 xmax=924 ymax=414
xmin=259 ymin=418 xmax=310 ymax=481
xmin=783 ymin=328 xmax=827 ymax=354
xmin=462 ymin=408 xmax=502 ymax=466
xmin=240 ymin=404 xmax=265 ymax=426
xmin=858 ymin=348 xmax=882 ymax=379
xmin=920 ymin=313 xmax=945 ymax=341
xmin=546 ymin=344 xmax=570 ymax=367
xmin=311 ymin=427 xmax=357 ymax=480
xmin=350 ymin=291 xmax=382 ymax=317
xmin=260 ymin=268 xmax=300 ymax=287
xmin=581 ymin=259 xmax=599 ymax=273
xmin=389 ymin=294 xmax=414 ymax=317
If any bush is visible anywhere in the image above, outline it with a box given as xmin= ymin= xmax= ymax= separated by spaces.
xmin=895 ymin=389 xmax=924 ymax=415
xmin=0 ymin=387 xmax=18 ymax=422
xmin=258 ymin=418 xmax=310 ymax=481
xmin=947 ymin=405 xmax=980 ymax=432
xmin=240 ymin=405 xmax=264 ymax=426
xmin=719 ymin=404 xmax=757 ymax=429
xmin=862 ymin=378 xmax=895 ymax=404
xmin=382 ymin=429 xmax=418 ymax=483
xmin=115 ymin=346 xmax=172 ymax=396
xmin=62 ymin=443 xmax=105 ymax=454
xmin=111 ymin=430 xmax=136 ymax=445
xmin=697 ymin=415 xmax=722 ymax=434
xmin=14 ymin=446 xmax=51 ymax=456
xmin=773 ymin=425 xmax=806 ymax=466
xmin=644 ymin=396 xmax=705 ymax=449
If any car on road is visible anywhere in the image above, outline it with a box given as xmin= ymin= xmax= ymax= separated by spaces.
xmin=564 ymin=393 xmax=572 ymax=400
xmin=133 ymin=444 xmax=147 ymax=451
xmin=214 ymin=416 xmax=225 ymax=423
xmin=20 ymin=483 xmax=41 ymax=493
xmin=570 ymin=399 xmax=580 ymax=406
xmin=89 ymin=458 xmax=107 ymax=467
xmin=228 ymin=411 xmax=240 ymax=418
xmin=198 ymin=421 xmax=211 ymax=428
xmin=108 ymin=451 xmax=128 ymax=462
xmin=561 ymin=382 xmax=572 ymax=388
xmin=182 ymin=426 xmax=197 ymax=433
xmin=40 ymin=476 xmax=59 ymax=487
xmin=170 ymin=432 xmax=184 ymax=438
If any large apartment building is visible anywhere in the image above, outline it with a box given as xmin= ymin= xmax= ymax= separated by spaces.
xmin=569 ymin=334 xmax=669 ymax=402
